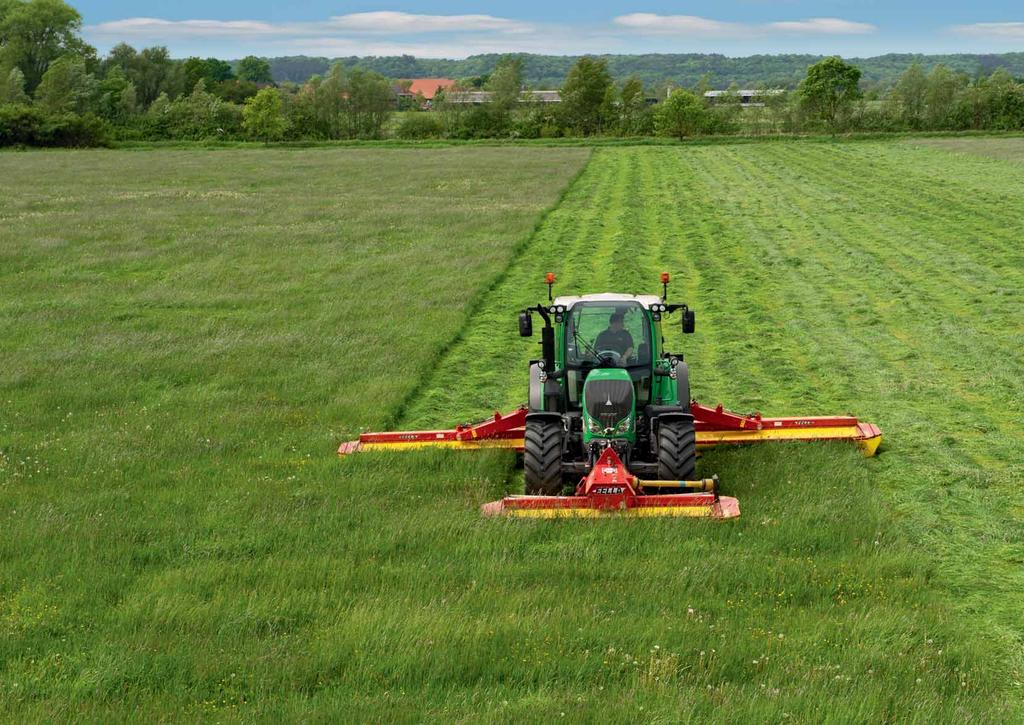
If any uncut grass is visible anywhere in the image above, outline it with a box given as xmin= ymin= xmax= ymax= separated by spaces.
xmin=402 ymin=144 xmax=1023 ymax=719
xmin=0 ymin=147 xmax=589 ymax=719
xmin=0 ymin=446 xmax=1001 ymax=721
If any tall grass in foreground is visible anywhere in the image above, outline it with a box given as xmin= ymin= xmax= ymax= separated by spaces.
xmin=1 ymin=443 xmax=1009 ymax=721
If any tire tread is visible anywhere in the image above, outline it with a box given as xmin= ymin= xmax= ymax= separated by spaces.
xmin=524 ymin=419 xmax=563 ymax=495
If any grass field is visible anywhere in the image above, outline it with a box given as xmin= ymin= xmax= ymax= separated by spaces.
xmin=2 ymin=141 xmax=1022 ymax=721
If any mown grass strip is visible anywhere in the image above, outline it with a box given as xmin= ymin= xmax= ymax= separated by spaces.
xmin=676 ymin=142 xmax=1023 ymax=665
xmin=400 ymin=143 xmax=1023 ymax=720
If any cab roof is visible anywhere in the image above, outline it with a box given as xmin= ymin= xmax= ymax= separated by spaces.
xmin=551 ymin=293 xmax=663 ymax=309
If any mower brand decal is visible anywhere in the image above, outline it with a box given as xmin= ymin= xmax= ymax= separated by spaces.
xmin=593 ymin=486 xmax=626 ymax=495
xmin=602 ymin=467 xmax=617 ymax=474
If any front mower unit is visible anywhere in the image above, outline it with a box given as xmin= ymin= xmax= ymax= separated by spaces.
xmin=481 ymin=447 xmax=739 ymax=519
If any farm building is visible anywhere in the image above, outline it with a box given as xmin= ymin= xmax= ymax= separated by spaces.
xmin=703 ymin=89 xmax=784 ymax=107
xmin=397 ymin=78 xmax=457 ymax=108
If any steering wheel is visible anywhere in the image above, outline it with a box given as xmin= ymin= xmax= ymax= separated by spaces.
xmin=597 ymin=349 xmax=623 ymax=365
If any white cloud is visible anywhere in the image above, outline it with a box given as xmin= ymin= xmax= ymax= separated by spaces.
xmin=327 ymin=12 xmax=531 ymax=34
xmin=767 ymin=18 xmax=877 ymax=35
xmin=614 ymin=13 xmax=876 ymax=37
xmin=87 ymin=17 xmax=282 ymax=38
xmin=86 ymin=12 xmax=533 ymax=43
xmin=83 ymin=14 xmax=611 ymax=58
xmin=85 ymin=10 xmax=884 ymax=58
xmin=614 ymin=13 xmax=744 ymax=36
xmin=951 ymin=22 xmax=1024 ymax=38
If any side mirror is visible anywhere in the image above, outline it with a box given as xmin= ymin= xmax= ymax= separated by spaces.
xmin=682 ymin=309 xmax=696 ymax=334
xmin=518 ymin=311 xmax=533 ymax=337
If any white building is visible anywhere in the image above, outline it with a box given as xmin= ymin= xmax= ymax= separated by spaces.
xmin=703 ymin=89 xmax=785 ymax=107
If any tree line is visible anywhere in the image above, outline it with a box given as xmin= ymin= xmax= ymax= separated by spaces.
xmin=267 ymin=52 xmax=1024 ymax=92
xmin=2 ymin=0 xmax=1024 ymax=146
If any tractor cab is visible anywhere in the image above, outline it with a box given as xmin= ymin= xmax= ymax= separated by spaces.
xmin=559 ymin=297 xmax=655 ymax=413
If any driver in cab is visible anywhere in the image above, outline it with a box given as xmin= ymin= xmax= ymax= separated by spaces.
xmin=595 ymin=312 xmax=634 ymax=362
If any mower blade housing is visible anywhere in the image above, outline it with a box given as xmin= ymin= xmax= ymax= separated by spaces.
xmin=481 ymin=447 xmax=740 ymax=520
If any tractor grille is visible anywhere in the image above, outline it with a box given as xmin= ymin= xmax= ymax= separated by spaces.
xmin=585 ymin=379 xmax=634 ymax=430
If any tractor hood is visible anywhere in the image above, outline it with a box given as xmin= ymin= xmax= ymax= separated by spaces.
xmin=582 ymin=368 xmax=635 ymax=436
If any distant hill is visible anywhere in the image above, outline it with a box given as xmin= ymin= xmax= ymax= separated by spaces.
xmin=265 ymin=52 xmax=1024 ymax=90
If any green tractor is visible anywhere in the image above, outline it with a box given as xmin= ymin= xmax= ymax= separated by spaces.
xmin=340 ymin=271 xmax=879 ymax=519
xmin=518 ymin=274 xmax=697 ymax=494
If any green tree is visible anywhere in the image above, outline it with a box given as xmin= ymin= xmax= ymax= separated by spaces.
xmin=116 ymin=79 xmax=137 ymax=119
xmin=162 ymin=80 xmax=242 ymax=139
xmin=486 ymin=55 xmax=522 ymax=110
xmin=94 ymin=65 xmax=136 ymax=121
xmin=560 ymin=56 xmax=612 ymax=135
xmin=101 ymin=42 xmax=136 ymax=76
xmin=143 ymin=90 xmax=171 ymax=136
xmin=236 ymin=55 xmax=272 ymax=84
xmin=213 ymin=78 xmax=258 ymax=104
xmin=924 ymin=64 xmax=965 ymax=130
xmin=618 ymin=75 xmax=650 ymax=135
xmin=967 ymin=69 xmax=1024 ymax=131
xmin=344 ymin=67 xmax=392 ymax=139
xmin=655 ymin=88 xmax=708 ymax=140
xmin=0 ymin=64 xmax=29 ymax=103
xmin=285 ymin=81 xmax=319 ymax=139
xmin=313 ymin=62 xmax=347 ymax=138
xmin=695 ymin=73 xmax=713 ymax=98
xmin=103 ymin=44 xmax=179 ymax=106
xmin=204 ymin=57 xmax=234 ymax=82
xmin=0 ymin=0 xmax=92 ymax=92
xmin=34 ymin=53 xmax=93 ymax=113
xmin=133 ymin=46 xmax=177 ymax=105
xmin=242 ymin=86 xmax=287 ymax=141
xmin=181 ymin=56 xmax=208 ymax=91
xmin=463 ymin=55 xmax=523 ymax=137
xmin=892 ymin=62 xmax=927 ymax=129
xmin=798 ymin=56 xmax=862 ymax=133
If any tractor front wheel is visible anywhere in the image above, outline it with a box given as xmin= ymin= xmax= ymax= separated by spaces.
xmin=524 ymin=418 xmax=563 ymax=495
xmin=657 ymin=418 xmax=697 ymax=481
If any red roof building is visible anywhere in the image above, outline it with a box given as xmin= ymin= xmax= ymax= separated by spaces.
xmin=403 ymin=78 xmax=456 ymax=101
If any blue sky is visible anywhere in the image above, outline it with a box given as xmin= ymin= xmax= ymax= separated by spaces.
xmin=76 ymin=1 xmax=1024 ymax=58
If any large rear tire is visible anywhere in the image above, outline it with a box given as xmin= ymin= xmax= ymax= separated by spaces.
xmin=657 ymin=418 xmax=697 ymax=481
xmin=524 ymin=418 xmax=563 ymax=495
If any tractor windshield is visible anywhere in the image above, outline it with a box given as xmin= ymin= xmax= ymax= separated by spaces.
xmin=565 ymin=302 xmax=651 ymax=369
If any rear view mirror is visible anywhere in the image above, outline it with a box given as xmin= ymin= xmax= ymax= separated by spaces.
xmin=682 ymin=309 xmax=696 ymax=334
xmin=519 ymin=311 xmax=533 ymax=337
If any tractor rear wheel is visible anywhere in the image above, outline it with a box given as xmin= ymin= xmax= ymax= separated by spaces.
xmin=657 ymin=418 xmax=697 ymax=481
xmin=524 ymin=418 xmax=563 ymax=495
